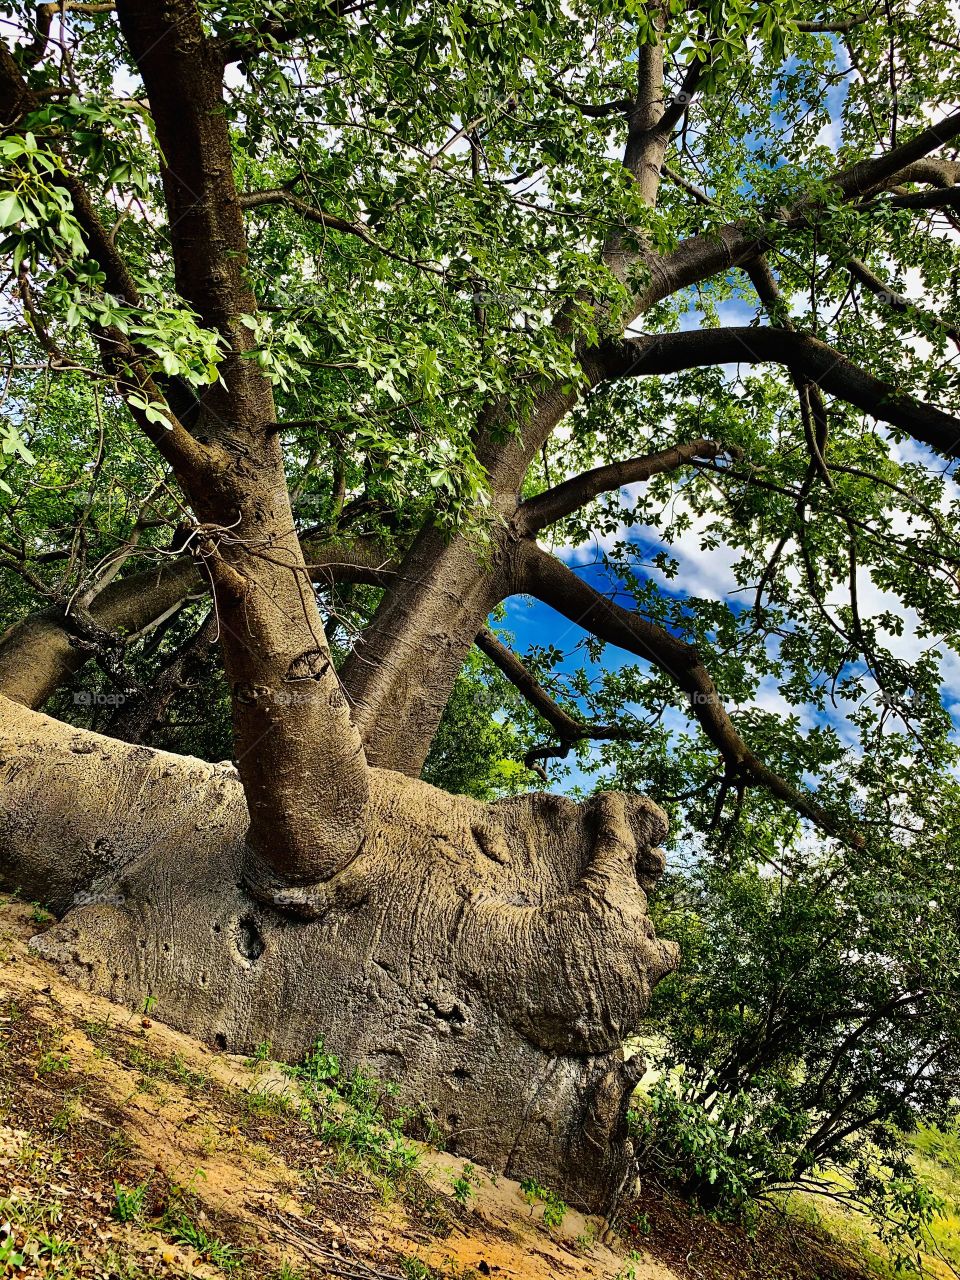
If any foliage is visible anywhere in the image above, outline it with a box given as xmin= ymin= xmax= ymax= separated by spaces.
xmin=289 ymin=1039 xmax=420 ymax=1180
xmin=0 ymin=0 xmax=959 ymax=1261
xmin=632 ymin=844 xmax=960 ymax=1261
xmin=0 ymin=0 xmax=956 ymax=848
xmin=519 ymin=1176 xmax=567 ymax=1228
xmin=111 ymin=1180 xmax=148 ymax=1224
xmin=422 ymin=651 xmax=534 ymax=799
xmin=164 ymin=1208 xmax=240 ymax=1273
xmin=449 ymin=1162 xmax=480 ymax=1207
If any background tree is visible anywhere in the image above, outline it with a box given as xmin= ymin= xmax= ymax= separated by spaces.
xmin=0 ymin=0 xmax=958 ymax=1214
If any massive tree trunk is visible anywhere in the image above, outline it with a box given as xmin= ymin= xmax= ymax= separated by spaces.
xmin=4 ymin=0 xmax=959 ymax=1222
xmin=0 ymin=692 xmax=676 ymax=1212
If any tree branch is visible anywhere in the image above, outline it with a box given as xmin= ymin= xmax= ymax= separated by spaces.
xmin=886 ymin=186 xmax=960 ymax=211
xmin=602 ymin=326 xmax=960 ymax=460
xmin=17 ymin=2 xmax=116 ymax=68
xmin=636 ymin=108 xmax=960 ymax=312
xmin=475 ymin=627 xmax=641 ymax=770
xmin=655 ymin=57 xmax=709 ymax=136
xmin=0 ymin=537 xmax=395 ymax=710
xmin=0 ymin=42 xmax=212 ymax=483
xmin=515 ymin=540 xmax=857 ymax=844
xmin=218 ymin=2 xmax=363 ymax=64
xmin=847 ymin=257 xmax=960 ymax=348
xmin=795 ymin=13 xmax=871 ymax=30
xmin=237 ymin=188 xmax=370 ymax=240
xmin=516 ymin=439 xmax=739 ymax=535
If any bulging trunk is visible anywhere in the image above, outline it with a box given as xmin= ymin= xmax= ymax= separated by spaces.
xmin=0 ymin=694 xmax=677 ymax=1212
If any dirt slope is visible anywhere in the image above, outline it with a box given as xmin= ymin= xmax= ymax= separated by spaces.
xmin=0 ymin=897 xmax=904 ymax=1280
xmin=0 ymin=897 xmax=677 ymax=1280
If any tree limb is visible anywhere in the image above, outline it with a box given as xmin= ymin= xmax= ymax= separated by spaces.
xmin=0 ymin=538 xmax=395 ymax=710
xmin=237 ymin=189 xmax=370 ymax=240
xmin=475 ymin=627 xmax=642 ymax=771
xmin=0 ymin=42 xmax=212 ymax=483
xmin=847 ymin=257 xmax=960 ymax=348
xmin=17 ymin=2 xmax=116 ymax=68
xmin=636 ymin=108 xmax=960 ymax=312
xmin=515 ymin=540 xmax=857 ymax=844
xmin=602 ymin=326 xmax=960 ymax=460
xmin=516 ymin=439 xmax=739 ymax=535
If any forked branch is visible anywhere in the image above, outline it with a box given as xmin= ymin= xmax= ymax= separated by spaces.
xmin=475 ymin=627 xmax=643 ymax=770
xmin=601 ymin=327 xmax=960 ymax=460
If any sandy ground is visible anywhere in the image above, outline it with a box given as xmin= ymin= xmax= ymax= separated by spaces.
xmin=0 ymin=896 xmax=678 ymax=1280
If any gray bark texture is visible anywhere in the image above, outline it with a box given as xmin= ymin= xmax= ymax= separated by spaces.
xmin=0 ymin=694 xmax=677 ymax=1212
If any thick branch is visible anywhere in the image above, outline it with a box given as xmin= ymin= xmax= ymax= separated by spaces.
xmin=887 ymin=187 xmax=960 ymax=211
xmin=116 ymin=0 xmax=374 ymax=892
xmin=238 ymin=188 xmax=368 ymax=239
xmin=517 ymin=439 xmax=737 ymax=535
xmin=848 ymin=257 xmax=960 ymax=347
xmin=604 ymin=327 xmax=960 ymax=460
xmin=637 ymin=109 xmax=960 ymax=312
xmin=0 ymin=538 xmax=395 ymax=710
xmin=477 ymin=627 xmax=610 ymax=742
xmin=0 ymin=43 xmax=212 ymax=482
xmin=515 ymin=541 xmax=855 ymax=843
xmin=18 ymin=2 xmax=116 ymax=68
xmin=0 ymin=559 xmax=201 ymax=709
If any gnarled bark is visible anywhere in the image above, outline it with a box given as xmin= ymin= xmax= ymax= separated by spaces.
xmin=0 ymin=694 xmax=677 ymax=1212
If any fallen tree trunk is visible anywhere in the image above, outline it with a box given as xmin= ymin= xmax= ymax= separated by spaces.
xmin=0 ymin=693 xmax=677 ymax=1212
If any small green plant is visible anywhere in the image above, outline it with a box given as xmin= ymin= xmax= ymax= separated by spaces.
xmin=271 ymin=1263 xmax=304 ymax=1280
xmin=541 ymin=1192 xmax=566 ymax=1229
xmin=30 ymin=902 xmax=53 ymax=924
xmin=450 ymin=1162 xmax=480 ymax=1207
xmin=575 ymin=1223 xmax=598 ymax=1250
xmin=81 ymin=1014 xmax=112 ymax=1045
xmin=0 ymin=1194 xmax=61 ymax=1229
xmin=112 ymin=1181 xmax=148 ymax=1223
xmin=246 ymin=1040 xmax=273 ymax=1070
xmin=99 ymin=1250 xmax=143 ymax=1279
xmin=166 ymin=1210 xmax=240 ymax=1272
xmin=399 ymin=1258 xmax=477 ymax=1280
xmin=244 ymin=1085 xmax=294 ymax=1119
xmin=160 ymin=1172 xmax=239 ymax=1271
xmin=293 ymin=1039 xmax=340 ymax=1087
xmin=0 ymin=1236 xmax=25 ymax=1268
xmin=104 ymin=1128 xmax=134 ymax=1166
xmin=292 ymin=1040 xmax=418 ymax=1181
xmin=37 ymin=1048 xmax=71 ymax=1075
xmin=518 ymin=1176 xmax=565 ymax=1228
xmin=616 ymin=1251 xmax=644 ymax=1280
xmin=126 ymin=1046 xmax=208 ymax=1091
xmin=37 ymin=1231 xmax=71 ymax=1258
xmin=399 ymin=1260 xmax=434 ymax=1280
xmin=51 ymin=1092 xmax=83 ymax=1132
xmin=141 ymin=995 xmax=158 ymax=1016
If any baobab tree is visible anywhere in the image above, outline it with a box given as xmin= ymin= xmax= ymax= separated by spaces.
xmin=0 ymin=0 xmax=958 ymax=1209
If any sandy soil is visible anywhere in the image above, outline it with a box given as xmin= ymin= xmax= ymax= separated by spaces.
xmin=0 ymin=896 xmax=677 ymax=1280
